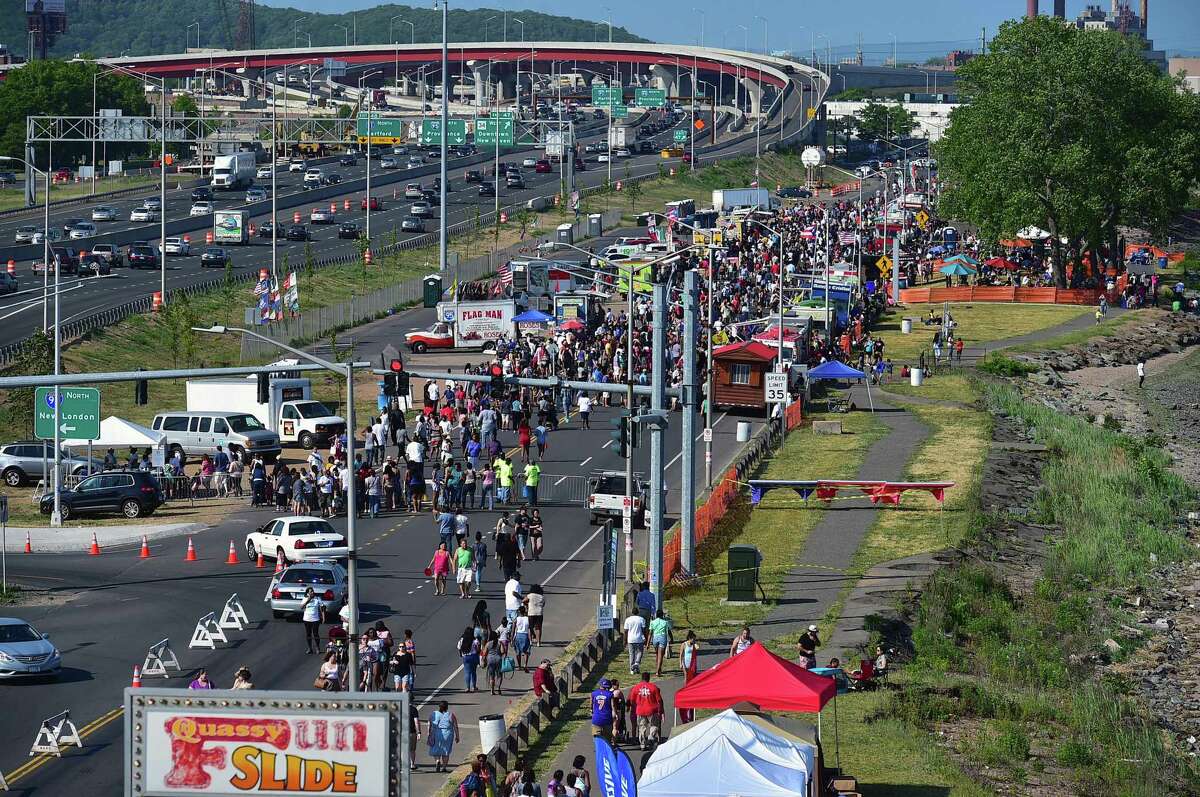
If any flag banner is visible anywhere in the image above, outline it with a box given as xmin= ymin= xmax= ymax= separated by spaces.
xmin=283 ymin=271 xmax=300 ymax=316
xmin=593 ymin=737 xmax=621 ymax=797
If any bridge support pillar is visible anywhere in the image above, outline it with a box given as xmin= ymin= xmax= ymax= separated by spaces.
xmin=470 ymin=61 xmax=494 ymax=106
xmin=649 ymin=64 xmax=675 ymax=98
xmin=740 ymin=76 xmax=763 ymax=118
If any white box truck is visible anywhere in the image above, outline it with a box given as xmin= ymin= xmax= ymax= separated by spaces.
xmin=211 ymin=152 xmax=256 ymax=190
xmin=213 ymin=210 xmax=249 ymax=245
xmin=712 ymin=188 xmax=773 ymax=212
xmin=404 ymin=299 xmax=516 ymax=352
xmin=608 ymin=125 xmax=634 ymax=149
xmin=185 ymin=377 xmax=346 ymax=449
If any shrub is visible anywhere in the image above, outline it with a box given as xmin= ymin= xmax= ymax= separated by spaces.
xmin=978 ymin=352 xmax=1038 ymax=377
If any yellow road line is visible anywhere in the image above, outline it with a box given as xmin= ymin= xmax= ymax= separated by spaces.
xmin=3 ymin=705 xmax=124 ymax=786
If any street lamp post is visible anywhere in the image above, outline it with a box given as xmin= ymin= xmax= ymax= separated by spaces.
xmin=186 ymin=20 xmax=199 ymax=51
xmin=484 ymin=16 xmax=497 ymax=42
xmin=512 ymin=18 xmax=525 ymax=43
xmin=692 ymin=8 xmax=705 ymax=46
xmin=334 ymin=24 xmax=350 ymax=46
xmin=359 ymin=69 xmax=383 ymax=243
xmin=438 ymin=0 xmax=449 ymax=278
xmin=195 ymin=326 xmax=363 ymax=693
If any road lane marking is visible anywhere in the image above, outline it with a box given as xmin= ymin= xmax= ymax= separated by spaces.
xmin=1 ymin=705 xmax=124 ymax=786
xmin=665 ymin=411 xmax=728 ymax=471
xmin=580 ymin=456 xmax=592 ymax=467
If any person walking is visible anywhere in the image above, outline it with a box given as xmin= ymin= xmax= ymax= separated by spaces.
xmin=472 ymin=532 xmax=488 ymax=589
xmin=1137 ymin=358 xmax=1146 ymax=388
xmin=512 ymin=605 xmax=532 ymax=673
xmin=796 ymin=624 xmax=820 ymax=669
xmin=577 ymin=393 xmax=592 ymax=429
xmin=455 ymin=538 xmax=475 ymax=599
xmin=300 ymin=587 xmax=324 ymax=654
xmin=524 ymin=584 xmax=545 ymax=647
xmin=481 ymin=463 xmax=496 ymax=511
xmin=484 ymin=626 xmax=505 ymax=695
xmin=678 ymin=631 xmax=700 ymax=723
xmin=622 ymin=611 xmax=646 ymax=674
xmin=426 ymin=701 xmax=460 ymax=773
xmin=529 ymin=509 xmax=545 ymax=561
xmin=523 ymin=461 xmax=541 ymax=506
xmin=649 ymin=610 xmax=672 ymax=677
xmin=728 ymin=625 xmax=754 ymax=658
xmin=628 ymin=673 xmax=664 ymax=751
xmin=458 ymin=627 xmax=480 ymax=693
xmin=428 ymin=542 xmax=452 ymax=596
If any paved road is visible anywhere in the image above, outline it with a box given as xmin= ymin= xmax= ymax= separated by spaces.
xmin=0 ymin=109 xmax=715 ymax=350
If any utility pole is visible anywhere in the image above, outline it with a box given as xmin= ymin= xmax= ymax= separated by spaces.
xmin=648 ymin=281 xmax=667 ymax=607
xmin=438 ymin=0 xmax=449 ymax=274
xmin=680 ymin=269 xmax=698 ymax=576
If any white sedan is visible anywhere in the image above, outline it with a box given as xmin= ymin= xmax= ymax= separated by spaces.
xmin=310 ymin=207 xmax=335 ymax=224
xmin=256 ymin=165 xmax=274 ymax=179
xmin=245 ymin=516 xmax=348 ymax=564
xmin=522 ymin=157 xmax=537 ymax=168
xmin=68 ymin=222 xmax=96 ymax=239
xmin=597 ymin=153 xmax=611 ymax=163
xmin=189 ymin=202 xmax=214 ymax=217
xmin=91 ymin=206 xmax=118 ymax=222
xmin=163 ymin=237 xmax=191 ymax=256
xmin=129 ymin=207 xmax=159 ymax=222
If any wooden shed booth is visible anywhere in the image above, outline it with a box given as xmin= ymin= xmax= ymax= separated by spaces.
xmin=711 ymin=340 xmax=778 ymax=411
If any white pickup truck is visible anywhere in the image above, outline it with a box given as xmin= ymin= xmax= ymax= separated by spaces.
xmin=587 ymin=470 xmax=647 ymax=528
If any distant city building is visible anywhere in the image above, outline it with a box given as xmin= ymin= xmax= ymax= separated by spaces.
xmin=1168 ymin=57 xmax=1200 ymax=94
xmin=945 ymin=50 xmax=975 ymax=69
xmin=1071 ymin=2 xmax=1166 ymax=69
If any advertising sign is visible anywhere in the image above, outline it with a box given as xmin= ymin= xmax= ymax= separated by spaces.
xmin=125 ymin=688 xmax=408 ymax=797
xmin=634 ymin=88 xmax=666 ymax=107
xmin=213 ymin=210 xmax=248 ymax=245
xmin=34 ymin=387 xmax=100 ymax=440
xmin=554 ymin=294 xmax=587 ymax=324
xmin=419 ymin=119 xmax=466 ymax=146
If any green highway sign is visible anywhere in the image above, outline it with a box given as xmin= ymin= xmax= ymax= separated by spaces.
xmin=634 ymin=88 xmax=666 ymax=107
xmin=475 ymin=117 xmax=515 ymax=147
xmin=34 ymin=387 xmax=100 ymax=441
xmin=420 ymin=119 xmax=467 ymax=146
xmin=356 ymin=114 xmax=404 ymax=139
xmin=591 ymin=86 xmax=621 ymax=107
xmin=673 ymin=128 xmax=688 ymax=142
xmin=612 ymin=105 xmax=629 ymax=119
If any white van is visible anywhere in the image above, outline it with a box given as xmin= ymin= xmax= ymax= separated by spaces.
xmin=151 ymin=411 xmax=282 ymax=463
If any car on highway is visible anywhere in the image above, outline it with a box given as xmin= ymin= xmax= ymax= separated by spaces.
xmin=0 ymin=171 xmax=15 ymax=185
xmin=90 ymin=243 xmax=124 ymax=267
xmin=68 ymin=221 xmax=97 ymax=239
xmin=257 ymin=222 xmax=285 ymax=239
xmin=391 ymin=146 xmax=409 ymax=156
xmin=0 ymin=617 xmax=62 ymax=680
xmin=592 ymin=109 xmax=605 ymax=119
xmin=285 ymin=225 xmax=310 ymax=241
xmin=267 ymin=560 xmax=348 ymax=618
xmin=596 ymin=152 xmax=610 ymax=163
xmin=776 ymin=186 xmax=813 ymax=199
xmin=191 ymin=186 xmax=213 ymax=202
xmin=53 ymin=167 xmax=71 ymax=182
xmin=584 ymin=143 xmax=599 ymax=154
xmin=505 ymin=173 xmax=525 ymax=189
xmin=31 ymin=229 xmax=63 ymax=245
xmin=163 ymin=237 xmax=190 ymax=256
xmin=288 ymin=159 xmax=306 ymax=172
xmin=303 ymin=167 xmax=324 ymax=187
xmin=421 ymin=190 xmax=440 ymax=206
xmin=400 ymin=215 xmax=425 ymax=233
xmin=614 ymin=147 xmax=631 ymax=158
xmin=464 ymin=169 xmax=482 ymax=183
xmin=522 ymin=157 xmax=538 ymax=168
xmin=127 ymin=244 xmax=159 ymax=269
xmin=361 ymin=196 xmax=383 ymax=211
xmin=40 ymin=470 xmax=164 ymax=520
xmin=534 ymin=159 xmax=552 ymax=173
xmin=256 ymin=165 xmax=274 ymax=179
xmin=200 ymin=246 xmax=230 ymax=268
xmin=407 ymin=157 xmax=423 ymax=169
xmin=245 ymin=516 xmax=348 ymax=564
xmin=189 ymin=201 xmax=214 ymax=217
xmin=33 ymin=249 xmax=79 ymax=276
xmin=380 ymin=156 xmax=399 ymax=170
xmin=424 ymin=148 xmax=441 ymax=160
xmin=0 ymin=441 xmax=104 ymax=487
xmin=661 ymin=147 xmax=684 ymax=158
xmin=90 ymin=206 xmax=118 ymax=222
xmin=61 ymin=217 xmax=84 ymax=235
xmin=0 ymin=273 xmax=18 ymax=295
xmin=410 ymin=201 xmax=432 ymax=218
xmin=478 ymin=183 xmax=496 ymax=197
xmin=404 ymin=183 xmax=423 ymax=199
xmin=682 ymin=152 xmax=694 ymax=164
xmin=323 ymin=172 xmax=342 ymax=185
xmin=129 ymin=206 xmax=159 ymax=223
xmin=638 ymin=141 xmax=655 ymax=154
xmin=14 ymin=225 xmax=38 ymax=243
xmin=310 ymin=207 xmax=335 ymax=224
xmin=338 ymin=154 xmax=356 ymax=167
xmin=337 ymin=222 xmax=363 ymax=240
xmin=78 ymin=253 xmax=111 ymax=276
xmin=245 ymin=187 xmax=269 ymax=203
xmin=143 ymin=197 xmax=163 ymax=212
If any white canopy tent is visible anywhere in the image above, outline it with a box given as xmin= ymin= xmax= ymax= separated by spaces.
xmin=638 ymin=734 xmax=812 ymax=797
xmin=62 ymin=416 xmax=168 ymax=468
xmin=649 ymin=708 xmax=816 ymax=780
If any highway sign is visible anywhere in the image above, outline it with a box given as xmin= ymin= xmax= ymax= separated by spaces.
xmin=356 ymin=113 xmax=404 ymax=139
xmin=634 ymin=88 xmax=666 ymax=107
xmin=475 ymin=117 xmax=514 ymax=147
xmin=591 ymin=86 xmax=621 ymax=107
xmin=596 ymin=603 xmax=614 ymax=631
xmin=34 ymin=387 xmax=100 ymax=440
xmin=612 ymin=105 xmax=629 ymax=119
xmin=764 ymin=372 xmax=788 ymax=404
xmin=673 ymin=128 xmax=688 ymax=142
xmin=420 ymin=118 xmax=467 ymax=146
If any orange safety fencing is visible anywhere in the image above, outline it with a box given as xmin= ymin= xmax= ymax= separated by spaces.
xmin=829 ymin=181 xmax=861 ymax=197
xmin=899 ymin=286 xmax=1100 ymax=306
xmin=1125 ymin=243 xmax=1186 ymax=264
xmin=785 ymin=398 xmax=804 ymax=432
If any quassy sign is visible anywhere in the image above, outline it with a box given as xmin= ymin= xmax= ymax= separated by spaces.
xmin=142 ymin=709 xmax=389 ymax=795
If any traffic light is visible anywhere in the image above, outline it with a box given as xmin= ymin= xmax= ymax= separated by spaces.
xmin=396 ymin=372 xmax=411 ymax=396
xmin=610 ymin=414 xmax=630 ymax=459
xmin=383 ymin=374 xmax=398 ymax=397
xmin=489 ymin=363 xmax=505 ymax=398
xmin=389 ymin=355 xmax=404 ymax=373
xmin=257 ymin=372 xmax=270 ymax=405
xmin=134 ymin=377 xmax=148 ymax=406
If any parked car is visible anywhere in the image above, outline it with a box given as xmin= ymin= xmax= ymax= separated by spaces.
xmin=0 ymin=617 xmax=62 ymax=680
xmin=337 ymin=222 xmax=363 ymax=240
xmin=200 ymin=247 xmax=230 ymax=268
xmin=90 ymin=206 xmax=118 ymax=222
xmin=40 ymin=470 xmax=164 ymax=520
xmin=267 ymin=561 xmax=348 ymax=618
xmin=163 ymin=237 xmax=191 ymax=256
xmin=400 ymin=215 xmax=425 ymax=232
xmin=0 ymin=441 xmax=104 ymax=487
xmin=285 ymin=225 xmax=310 ymax=241
xmin=189 ymin=201 xmax=214 ymax=217
xmin=150 ymin=410 xmax=280 ymax=463
xmin=244 ymin=516 xmax=348 ymax=564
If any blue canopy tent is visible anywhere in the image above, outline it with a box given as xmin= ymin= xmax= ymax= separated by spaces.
xmin=807 ymin=359 xmax=874 ymax=412
xmin=513 ymin=309 xmax=553 ymax=323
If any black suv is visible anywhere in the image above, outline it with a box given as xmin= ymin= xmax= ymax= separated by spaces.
xmin=337 ymin=222 xmax=363 ymax=240
xmin=128 ymin=245 xmax=158 ymax=269
xmin=191 ymin=186 xmax=213 ymax=202
xmin=40 ymin=471 xmax=164 ymax=520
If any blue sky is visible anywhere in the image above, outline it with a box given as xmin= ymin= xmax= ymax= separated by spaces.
xmin=267 ymin=0 xmax=1200 ymax=58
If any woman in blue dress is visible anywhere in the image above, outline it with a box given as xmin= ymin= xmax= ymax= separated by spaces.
xmin=427 ymin=700 xmax=460 ymax=773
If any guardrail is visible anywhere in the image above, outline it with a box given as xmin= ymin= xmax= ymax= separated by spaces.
xmin=0 ymin=173 xmax=209 ymax=220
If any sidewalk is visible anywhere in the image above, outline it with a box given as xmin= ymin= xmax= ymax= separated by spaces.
xmin=1 ymin=522 xmax=207 ymax=553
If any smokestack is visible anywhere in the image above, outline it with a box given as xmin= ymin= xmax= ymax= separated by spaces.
xmin=1141 ymin=0 xmax=1148 ymax=28
xmin=1027 ymin=0 xmax=1039 ymax=18
xmin=1111 ymin=0 xmax=1119 ymax=14
xmin=1054 ymin=0 xmax=1065 ymax=18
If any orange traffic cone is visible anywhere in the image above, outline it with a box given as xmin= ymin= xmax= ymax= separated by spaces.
xmin=273 ymin=557 xmax=284 ymax=574
xmin=131 ymin=665 xmax=142 ymax=688
xmin=139 ymin=535 xmax=151 ymax=559
xmin=225 ymin=540 xmax=239 ymax=565
xmin=88 ymin=532 xmax=101 ymax=556
xmin=24 ymin=532 xmax=32 ymax=554
xmin=185 ymin=537 xmax=198 ymax=561
xmin=256 ymin=551 xmax=266 ymax=569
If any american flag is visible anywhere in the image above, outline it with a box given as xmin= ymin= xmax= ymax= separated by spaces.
xmin=252 ymin=276 xmax=271 ymax=296
xmin=839 ymin=231 xmax=857 ymax=245
xmin=496 ymin=261 xmax=513 ymax=286
xmin=800 ymin=228 xmax=816 ymax=240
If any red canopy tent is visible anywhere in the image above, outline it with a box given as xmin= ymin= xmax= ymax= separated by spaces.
xmin=985 ymin=257 xmax=1021 ymax=270
xmin=674 ymin=642 xmax=836 ymax=712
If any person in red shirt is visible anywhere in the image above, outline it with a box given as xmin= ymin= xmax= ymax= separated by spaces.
xmin=628 ymin=672 xmax=664 ymax=751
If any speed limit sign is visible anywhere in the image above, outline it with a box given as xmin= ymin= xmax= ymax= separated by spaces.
xmin=764 ymin=372 xmax=788 ymax=404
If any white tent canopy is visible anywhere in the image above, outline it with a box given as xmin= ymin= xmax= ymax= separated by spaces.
xmin=648 ymin=709 xmax=816 ymax=780
xmin=62 ymin=416 xmax=167 ymax=456
xmin=638 ymin=734 xmax=810 ymax=797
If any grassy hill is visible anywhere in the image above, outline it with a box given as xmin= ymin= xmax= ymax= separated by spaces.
xmin=9 ymin=0 xmax=648 ymax=59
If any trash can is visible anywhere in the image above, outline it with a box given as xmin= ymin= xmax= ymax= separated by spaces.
xmin=910 ymin=367 xmax=924 ymax=387
xmin=901 ymin=318 xmax=913 ymax=334
xmin=478 ymin=714 xmax=506 ymax=754
xmin=556 ymin=222 xmax=573 ymax=246
xmin=422 ymin=274 xmax=443 ymax=308
xmin=588 ymin=213 xmax=603 ymax=237
xmin=727 ymin=545 xmax=760 ymax=602
xmin=736 ymin=421 xmax=752 ymax=442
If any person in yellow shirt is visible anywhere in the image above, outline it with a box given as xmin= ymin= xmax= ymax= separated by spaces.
xmin=495 ymin=456 xmax=514 ymax=505
xmin=523 ymin=462 xmax=541 ymax=506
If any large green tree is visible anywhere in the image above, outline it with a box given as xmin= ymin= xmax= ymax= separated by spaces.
xmin=0 ymin=60 xmax=148 ymax=163
xmin=935 ymin=16 xmax=1200 ymax=286
xmin=853 ymin=100 xmax=916 ymax=143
